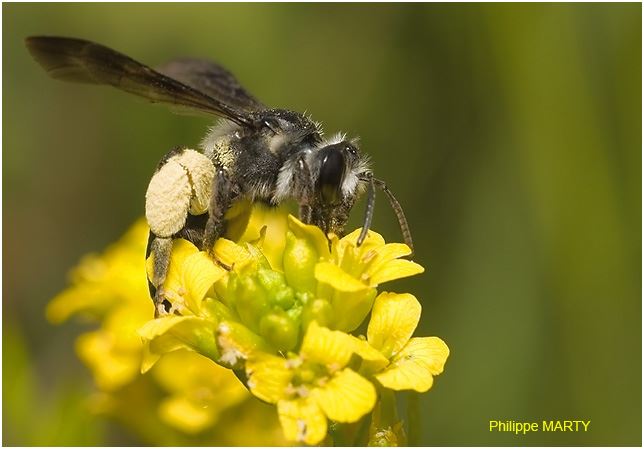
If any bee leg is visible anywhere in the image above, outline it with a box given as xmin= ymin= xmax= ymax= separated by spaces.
xmin=146 ymin=233 xmax=173 ymax=317
xmin=295 ymin=154 xmax=314 ymax=224
xmin=203 ymin=167 xmax=233 ymax=254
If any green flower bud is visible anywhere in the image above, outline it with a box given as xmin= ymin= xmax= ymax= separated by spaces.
xmin=233 ymin=274 xmax=269 ymax=332
xmin=302 ymin=297 xmax=334 ymax=329
xmin=283 ymin=231 xmax=319 ymax=293
xmin=215 ymin=320 xmax=270 ymax=370
xmin=259 ymin=311 xmax=299 ymax=351
xmin=200 ymin=297 xmax=234 ymax=322
xmin=256 ymin=266 xmax=284 ymax=290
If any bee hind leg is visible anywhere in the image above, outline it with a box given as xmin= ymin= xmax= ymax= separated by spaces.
xmin=146 ymin=233 xmax=173 ymax=317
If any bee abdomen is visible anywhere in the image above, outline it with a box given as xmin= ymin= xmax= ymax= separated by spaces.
xmin=145 ymin=149 xmax=215 ymax=238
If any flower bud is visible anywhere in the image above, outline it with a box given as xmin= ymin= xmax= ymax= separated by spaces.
xmin=259 ymin=311 xmax=299 ymax=352
xmin=283 ymin=232 xmax=319 ymax=293
xmin=302 ymin=297 xmax=333 ymax=329
xmin=231 ymin=274 xmax=269 ymax=332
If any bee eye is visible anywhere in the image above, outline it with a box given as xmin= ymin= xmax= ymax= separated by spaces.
xmin=346 ymin=145 xmax=357 ymax=156
xmin=318 ymin=147 xmax=346 ymax=205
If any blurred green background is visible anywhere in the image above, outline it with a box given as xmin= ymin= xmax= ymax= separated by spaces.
xmin=3 ymin=3 xmax=641 ymax=446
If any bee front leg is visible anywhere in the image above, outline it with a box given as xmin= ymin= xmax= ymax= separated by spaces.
xmin=203 ymin=167 xmax=234 ymax=254
xmin=146 ymin=233 xmax=173 ymax=317
xmin=295 ymin=154 xmax=314 ymax=224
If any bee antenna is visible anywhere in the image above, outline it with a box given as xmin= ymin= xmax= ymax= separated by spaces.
xmin=373 ymin=177 xmax=414 ymax=258
xmin=357 ymin=173 xmax=376 ymax=247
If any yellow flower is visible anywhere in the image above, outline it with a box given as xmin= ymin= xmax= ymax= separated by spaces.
xmin=245 ymin=321 xmax=377 ymax=445
xmin=47 ymin=218 xmax=152 ymax=323
xmin=285 ymin=216 xmax=425 ymax=331
xmin=364 ymin=292 xmax=449 ymax=392
xmin=50 ymin=203 xmax=448 ymax=445
xmin=76 ymin=305 xmax=146 ymax=391
xmin=139 ymin=240 xmax=227 ymax=371
xmin=145 ymin=239 xmax=227 ymax=316
xmin=46 ymin=217 xmax=286 ymax=445
xmin=152 ymin=349 xmax=248 ymax=434
xmin=46 ymin=219 xmax=152 ymax=390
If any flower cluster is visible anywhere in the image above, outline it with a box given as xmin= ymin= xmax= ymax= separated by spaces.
xmin=47 ymin=218 xmax=285 ymax=446
xmin=137 ymin=205 xmax=450 ymax=445
xmin=48 ymin=203 xmax=449 ymax=445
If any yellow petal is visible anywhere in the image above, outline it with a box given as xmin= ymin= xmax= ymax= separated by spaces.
xmin=315 ymin=262 xmax=369 ymax=292
xmin=287 ymin=215 xmax=331 ymax=259
xmin=213 ymin=237 xmax=254 ymax=270
xmin=300 ymin=321 xmax=356 ymax=368
xmin=148 ymin=239 xmax=199 ymax=282
xmin=222 ymin=198 xmax=253 ymax=242
xmin=367 ymin=292 xmax=421 ymax=359
xmin=246 ymin=353 xmax=293 ymax=404
xmin=159 ymin=395 xmax=216 ymax=434
xmin=138 ymin=316 xmax=219 ymax=371
xmin=327 ymin=287 xmax=377 ymax=332
xmin=351 ymin=337 xmax=390 ymax=373
xmin=341 ymin=228 xmax=386 ymax=250
xmin=375 ymin=337 xmax=449 ymax=392
xmin=181 ymin=251 xmax=226 ymax=312
xmin=46 ymin=284 xmax=115 ymax=324
xmin=278 ymin=397 xmax=327 ymax=445
xmin=370 ymin=242 xmax=412 ymax=261
xmin=363 ymin=243 xmax=413 ymax=275
xmin=239 ymin=203 xmax=290 ymax=270
xmin=138 ymin=316 xmax=195 ymax=339
xmin=76 ymin=329 xmax=140 ymax=391
xmin=312 ymin=368 xmax=376 ymax=422
xmin=368 ymin=259 xmax=424 ymax=286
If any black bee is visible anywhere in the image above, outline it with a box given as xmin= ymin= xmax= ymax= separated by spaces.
xmin=25 ymin=36 xmax=413 ymax=317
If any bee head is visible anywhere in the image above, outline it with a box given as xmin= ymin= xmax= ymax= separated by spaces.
xmin=316 ymin=141 xmax=365 ymax=205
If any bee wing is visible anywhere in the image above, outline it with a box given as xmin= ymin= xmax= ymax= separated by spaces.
xmin=156 ymin=58 xmax=265 ymax=113
xmin=25 ymin=36 xmax=256 ymax=126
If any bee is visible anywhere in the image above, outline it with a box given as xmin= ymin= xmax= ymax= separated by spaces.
xmin=26 ymin=36 xmax=414 ymax=317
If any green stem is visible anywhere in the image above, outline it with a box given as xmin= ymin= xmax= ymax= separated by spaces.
xmin=368 ymin=389 xmax=406 ymax=446
xmin=407 ymin=392 xmax=419 ymax=446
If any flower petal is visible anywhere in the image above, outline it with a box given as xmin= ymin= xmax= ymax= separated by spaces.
xmin=368 ymin=259 xmax=424 ymax=285
xmin=300 ymin=321 xmax=356 ymax=368
xmin=341 ymin=228 xmax=386 ymax=250
xmin=138 ymin=316 xmax=219 ymax=372
xmin=312 ymin=368 xmax=376 ymax=423
xmin=363 ymin=243 xmax=412 ymax=276
xmin=238 ymin=203 xmax=290 ymax=270
xmin=277 ymin=397 xmax=327 ymax=445
xmin=76 ymin=328 xmax=140 ymax=391
xmin=367 ymin=292 xmax=421 ymax=359
xmin=245 ymin=352 xmax=293 ymax=404
xmin=181 ymin=251 xmax=226 ymax=312
xmin=159 ymin=395 xmax=215 ymax=434
xmin=147 ymin=239 xmax=198 ymax=283
xmin=287 ymin=215 xmax=331 ymax=259
xmin=213 ymin=238 xmax=254 ymax=270
xmin=351 ymin=337 xmax=390 ymax=373
xmin=327 ymin=288 xmax=377 ymax=333
xmin=375 ymin=337 xmax=449 ymax=392
xmin=315 ymin=262 xmax=368 ymax=292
